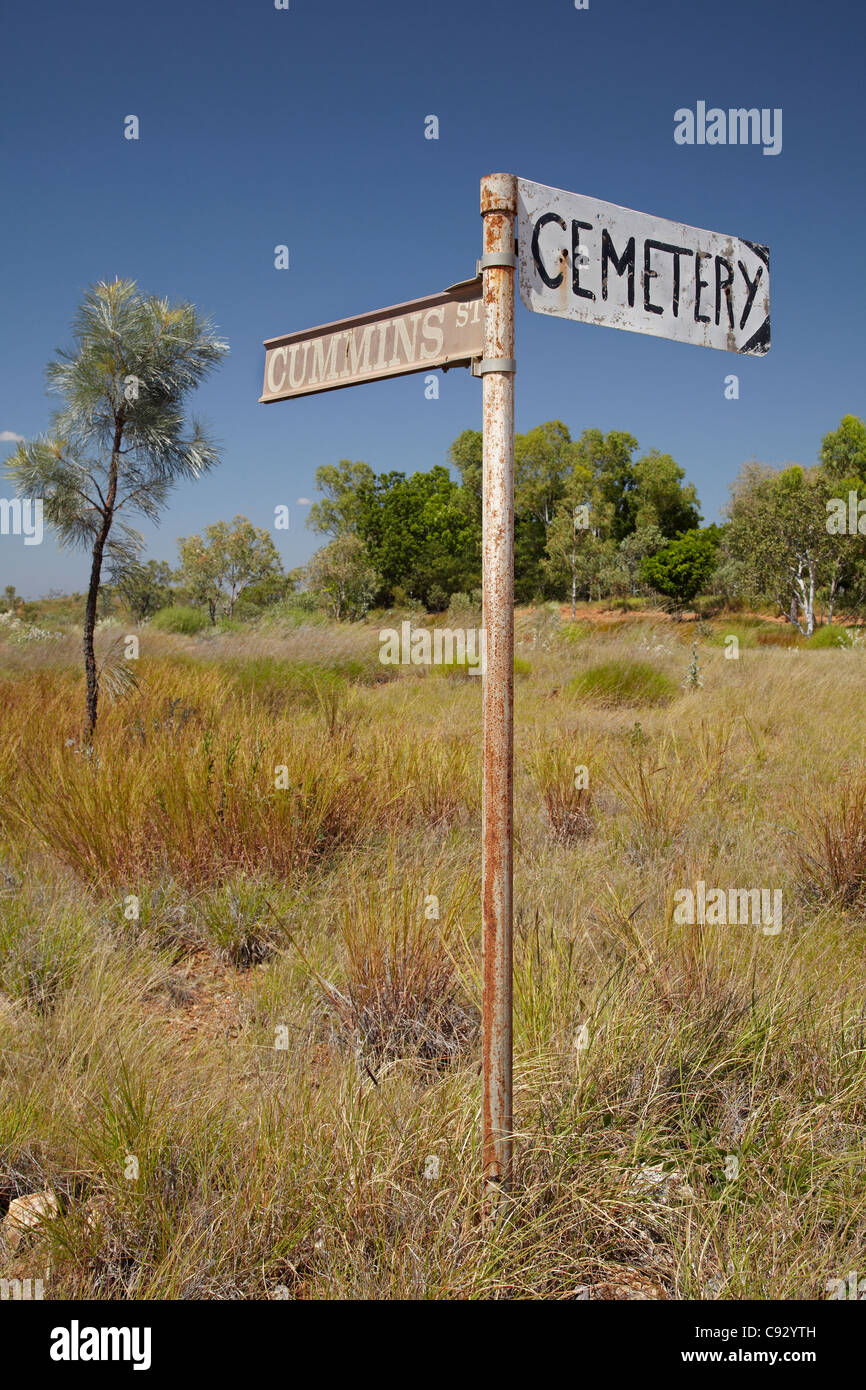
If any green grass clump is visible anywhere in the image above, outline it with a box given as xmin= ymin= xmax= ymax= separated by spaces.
xmin=702 ymin=622 xmax=761 ymax=649
xmin=568 ymin=659 xmax=677 ymax=706
xmin=559 ymin=621 xmax=593 ymax=644
xmin=805 ymin=625 xmax=853 ymax=649
xmin=150 ymin=605 xmax=210 ymax=635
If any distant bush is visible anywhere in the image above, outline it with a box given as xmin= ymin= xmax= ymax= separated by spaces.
xmin=559 ymin=622 xmax=593 ymax=644
xmin=447 ymin=592 xmax=480 ymax=622
xmin=150 ymin=605 xmax=210 ymax=635
xmin=568 ymin=659 xmax=677 ymax=707
xmin=702 ymin=622 xmax=761 ymax=649
xmin=805 ymin=625 xmax=853 ymax=649
xmin=266 ymin=593 xmax=329 ymax=626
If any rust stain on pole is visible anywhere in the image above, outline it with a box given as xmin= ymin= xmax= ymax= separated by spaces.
xmin=480 ymin=172 xmax=516 ymax=1204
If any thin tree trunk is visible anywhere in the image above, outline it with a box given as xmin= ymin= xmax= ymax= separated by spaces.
xmin=83 ymin=421 xmax=122 ymax=742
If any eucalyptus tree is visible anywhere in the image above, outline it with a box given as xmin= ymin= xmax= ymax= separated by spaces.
xmin=5 ymin=279 xmax=228 ymax=737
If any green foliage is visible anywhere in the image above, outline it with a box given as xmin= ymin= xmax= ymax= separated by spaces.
xmin=150 ymin=604 xmax=210 ymax=635
xmin=302 ymin=421 xmax=704 ymax=611
xmin=641 ymin=529 xmax=719 ymax=608
xmin=116 ymin=559 xmax=173 ymax=621
xmin=356 ymin=464 xmax=478 ymax=609
xmin=178 ymin=515 xmax=282 ymax=622
xmin=234 ymin=571 xmax=294 ymax=616
xmin=724 ymin=457 xmax=865 ymax=635
xmin=805 ymin=624 xmax=854 ymax=649
xmin=819 ymin=414 xmax=866 ymax=486
xmin=448 ymin=429 xmax=483 ymax=526
xmin=568 ymin=659 xmax=677 ymax=706
xmin=304 ymin=533 xmax=378 ymax=621
xmin=307 ymin=460 xmax=376 ymax=537
xmin=632 ymin=451 xmax=701 ymax=536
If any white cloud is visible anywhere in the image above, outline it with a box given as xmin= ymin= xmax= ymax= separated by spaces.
xmin=0 ymin=430 xmax=24 ymax=443
xmin=295 ymin=497 xmax=312 ymax=506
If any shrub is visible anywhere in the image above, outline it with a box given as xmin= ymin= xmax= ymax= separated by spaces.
xmin=199 ymin=880 xmax=280 ymax=969
xmin=805 ymin=625 xmax=853 ymax=649
xmin=324 ymin=876 xmax=478 ymax=1070
xmin=792 ymin=769 xmax=866 ymax=908
xmin=150 ymin=605 xmax=210 ymax=635
xmin=568 ymin=660 xmax=677 ymax=707
xmin=446 ymin=592 xmax=480 ymax=623
xmin=525 ymin=739 xmax=594 ymax=843
xmin=641 ymin=530 xmax=718 ymax=608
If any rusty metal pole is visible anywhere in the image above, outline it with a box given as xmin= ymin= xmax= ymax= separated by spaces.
xmin=479 ymin=172 xmax=517 ymax=1204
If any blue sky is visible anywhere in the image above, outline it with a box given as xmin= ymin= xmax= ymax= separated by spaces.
xmin=2 ymin=0 xmax=864 ymax=596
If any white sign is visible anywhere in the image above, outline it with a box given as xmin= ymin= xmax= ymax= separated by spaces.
xmin=517 ymin=178 xmax=770 ymax=355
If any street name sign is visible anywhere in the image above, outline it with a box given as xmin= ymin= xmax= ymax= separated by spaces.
xmin=260 ymin=277 xmax=484 ymax=402
xmin=517 ymin=177 xmax=770 ymax=355
xmin=260 ymin=171 xmax=772 ymax=1201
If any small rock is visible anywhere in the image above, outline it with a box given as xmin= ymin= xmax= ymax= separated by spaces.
xmin=626 ymin=1163 xmax=694 ymax=1201
xmin=2 ymin=1191 xmax=61 ymax=1252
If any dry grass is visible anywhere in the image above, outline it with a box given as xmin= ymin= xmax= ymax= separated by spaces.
xmin=0 ymin=615 xmax=864 ymax=1299
xmin=791 ymin=765 xmax=866 ymax=908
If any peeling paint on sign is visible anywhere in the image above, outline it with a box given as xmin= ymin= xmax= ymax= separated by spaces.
xmin=517 ymin=178 xmax=770 ymax=355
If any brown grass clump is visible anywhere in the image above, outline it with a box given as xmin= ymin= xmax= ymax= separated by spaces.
xmin=524 ymin=735 xmax=595 ymax=843
xmin=791 ymin=767 xmax=866 ymax=908
xmin=322 ymin=873 xmax=478 ymax=1071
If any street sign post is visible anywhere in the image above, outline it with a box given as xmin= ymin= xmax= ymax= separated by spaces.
xmin=260 ymin=172 xmax=770 ymax=1209
xmin=260 ymin=278 xmax=483 ymax=403
xmin=517 ymin=177 xmax=770 ymax=355
xmin=478 ymin=173 xmax=517 ymax=1206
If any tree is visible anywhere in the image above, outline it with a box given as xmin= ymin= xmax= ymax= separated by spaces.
xmin=116 ymin=559 xmax=174 ymax=621
xmin=307 ymin=460 xmax=375 ymax=537
xmin=5 ymin=279 xmax=227 ymax=737
xmin=355 ymin=465 xmax=478 ymax=608
xmin=617 ymin=524 xmax=666 ymax=595
xmin=573 ymin=428 xmax=641 ymax=543
xmin=725 ymin=462 xmax=860 ymax=634
xmin=631 ymin=451 xmax=701 ymax=537
xmin=448 ymin=428 xmax=483 ymax=527
xmin=305 ymin=533 xmax=377 ymax=621
xmin=819 ymin=414 xmax=866 ymax=487
xmin=514 ymin=421 xmax=583 ymax=599
xmin=543 ymin=480 xmax=605 ymax=617
xmin=236 ymin=571 xmax=295 ymax=614
xmin=641 ymin=529 xmax=718 ymax=611
xmin=178 ymin=516 xmax=283 ymax=622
